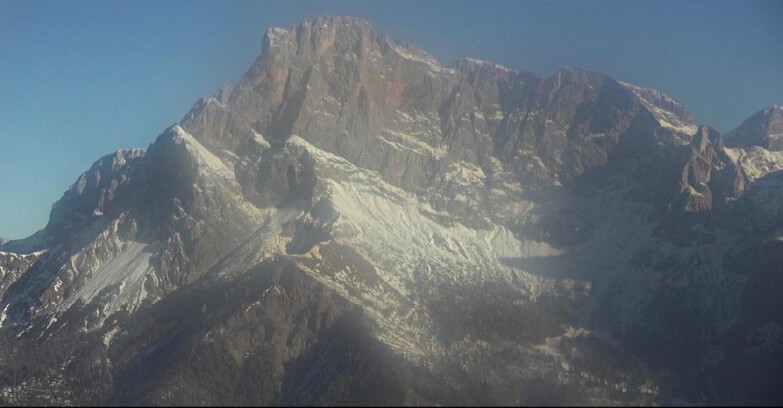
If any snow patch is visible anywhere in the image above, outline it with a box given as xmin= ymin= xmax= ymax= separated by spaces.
xmin=58 ymin=241 xmax=153 ymax=317
xmin=738 ymin=146 xmax=783 ymax=182
xmin=171 ymin=125 xmax=235 ymax=178
xmin=377 ymin=129 xmax=446 ymax=158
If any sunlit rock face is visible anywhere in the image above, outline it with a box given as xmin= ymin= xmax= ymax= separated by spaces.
xmin=1 ymin=16 xmax=782 ymax=406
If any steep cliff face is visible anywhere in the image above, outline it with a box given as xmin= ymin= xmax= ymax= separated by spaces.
xmin=1 ymin=16 xmax=782 ymax=406
xmin=182 ymin=16 xmax=697 ymax=194
xmin=669 ymin=126 xmax=747 ymax=214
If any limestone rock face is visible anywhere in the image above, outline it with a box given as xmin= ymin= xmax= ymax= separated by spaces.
xmin=676 ymin=126 xmax=722 ymax=213
xmin=183 ymin=16 xmax=697 ymax=195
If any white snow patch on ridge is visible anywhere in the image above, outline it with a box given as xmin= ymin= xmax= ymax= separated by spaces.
xmin=290 ymin=135 xmax=560 ymax=293
xmin=0 ymin=250 xmax=48 ymax=258
xmin=392 ymin=45 xmax=453 ymax=75
xmin=737 ymin=147 xmax=783 ymax=182
xmin=171 ymin=125 xmax=267 ymax=225
xmin=283 ymin=135 xmax=569 ymax=362
xmin=618 ymin=81 xmax=697 ymax=137
xmin=462 ymin=57 xmax=511 ymax=73
xmin=377 ymin=129 xmax=446 ymax=158
xmin=171 ymin=125 xmax=235 ymax=178
xmin=58 ymin=241 xmax=152 ymax=317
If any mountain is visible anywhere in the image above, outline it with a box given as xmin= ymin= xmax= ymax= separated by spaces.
xmin=725 ymin=105 xmax=783 ymax=151
xmin=1 ymin=16 xmax=782 ymax=405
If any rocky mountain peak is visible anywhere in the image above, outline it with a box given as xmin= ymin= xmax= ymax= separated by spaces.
xmin=617 ymin=81 xmax=695 ymax=136
xmin=725 ymin=104 xmax=783 ymax=151
xmin=186 ymin=17 xmax=706 ymax=195
xmin=692 ymin=124 xmax=720 ymax=151
xmin=42 ymin=148 xmax=146 ymax=244
xmin=251 ymin=16 xmax=378 ymax=78
xmin=452 ymin=57 xmax=514 ymax=78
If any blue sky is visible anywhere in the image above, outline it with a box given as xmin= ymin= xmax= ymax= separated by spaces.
xmin=1 ymin=1 xmax=781 ymax=239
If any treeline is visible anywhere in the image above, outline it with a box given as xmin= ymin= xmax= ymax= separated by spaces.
xmin=422 ymin=276 xmax=570 ymax=345
xmin=0 ymin=321 xmax=113 ymax=406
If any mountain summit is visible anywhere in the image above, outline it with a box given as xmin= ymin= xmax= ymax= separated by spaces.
xmin=725 ymin=105 xmax=783 ymax=151
xmin=1 ymin=16 xmax=782 ymax=406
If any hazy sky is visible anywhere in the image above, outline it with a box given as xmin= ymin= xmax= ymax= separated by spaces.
xmin=1 ymin=1 xmax=781 ymax=239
